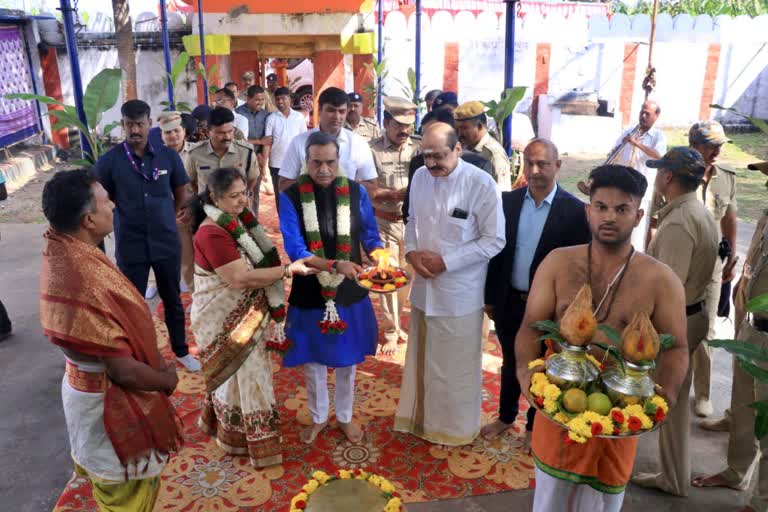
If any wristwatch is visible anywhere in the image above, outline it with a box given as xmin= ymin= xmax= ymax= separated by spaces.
xmin=331 ymin=260 xmax=339 ymax=274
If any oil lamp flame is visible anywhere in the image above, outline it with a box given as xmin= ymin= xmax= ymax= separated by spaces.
xmin=371 ymin=248 xmax=393 ymax=279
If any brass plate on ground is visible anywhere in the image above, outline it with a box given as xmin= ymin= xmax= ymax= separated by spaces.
xmin=305 ymin=479 xmax=388 ymax=512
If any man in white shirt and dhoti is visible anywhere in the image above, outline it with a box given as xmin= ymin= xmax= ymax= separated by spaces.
xmin=394 ymin=123 xmax=505 ymax=445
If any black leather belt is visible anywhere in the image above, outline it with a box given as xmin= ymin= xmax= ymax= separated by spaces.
xmin=753 ymin=317 xmax=768 ymax=332
xmin=686 ymin=301 xmax=704 ymax=316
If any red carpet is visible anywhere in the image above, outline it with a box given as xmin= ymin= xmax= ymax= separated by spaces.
xmin=53 ymin=194 xmax=534 ymax=511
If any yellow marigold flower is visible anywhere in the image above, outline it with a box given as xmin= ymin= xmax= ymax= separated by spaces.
xmin=360 ymin=279 xmax=374 ymax=287
xmin=383 ymin=284 xmax=396 ymax=291
xmin=581 ymin=411 xmax=601 ymax=423
xmin=291 ymin=492 xmax=309 ymax=507
xmin=650 ymin=395 xmax=669 ymax=413
xmin=568 ymin=431 xmax=588 ymax=443
xmin=369 ymin=475 xmax=382 ymax=488
xmin=553 ymin=412 xmax=570 ymax=424
xmin=312 ymin=471 xmax=330 ymax=484
xmin=585 ymin=353 xmax=602 ymax=368
xmin=544 ymin=398 xmax=558 ymax=414
xmin=384 ymin=497 xmax=403 ymax=512
xmin=303 ymin=479 xmax=320 ymax=494
xmin=623 ymin=404 xmax=644 ymax=417
xmin=395 ymin=277 xmax=407 ymax=284
xmin=528 ymin=358 xmax=545 ymax=369
xmin=543 ymin=384 xmax=562 ymax=401
xmin=569 ymin=416 xmax=592 ymax=438
xmin=338 ymin=469 xmax=354 ymax=479
xmin=598 ymin=416 xmax=613 ymax=433
xmin=638 ymin=412 xmax=653 ymax=430
xmin=379 ymin=479 xmax=396 ymax=494
xmin=355 ymin=470 xmax=369 ymax=480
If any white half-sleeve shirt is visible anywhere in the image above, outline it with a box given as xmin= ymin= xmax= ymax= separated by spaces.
xmin=265 ymin=109 xmax=308 ymax=169
xmin=278 ymin=127 xmax=377 ymax=182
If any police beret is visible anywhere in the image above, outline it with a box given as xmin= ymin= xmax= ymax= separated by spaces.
xmin=453 ymin=101 xmax=486 ymax=121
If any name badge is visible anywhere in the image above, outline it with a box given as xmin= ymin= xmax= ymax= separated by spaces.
xmin=158 ymin=169 xmax=168 ymax=176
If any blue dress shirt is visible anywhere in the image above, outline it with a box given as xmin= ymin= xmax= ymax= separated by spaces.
xmin=96 ymin=142 xmax=189 ymax=264
xmin=510 ymin=184 xmax=558 ymax=291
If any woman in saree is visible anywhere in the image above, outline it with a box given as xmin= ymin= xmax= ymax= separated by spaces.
xmin=190 ymin=167 xmax=314 ymax=468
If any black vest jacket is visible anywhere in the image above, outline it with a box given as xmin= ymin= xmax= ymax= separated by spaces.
xmin=284 ymin=180 xmax=369 ymax=308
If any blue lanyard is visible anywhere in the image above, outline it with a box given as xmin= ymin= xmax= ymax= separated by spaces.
xmin=123 ymin=142 xmax=159 ymax=182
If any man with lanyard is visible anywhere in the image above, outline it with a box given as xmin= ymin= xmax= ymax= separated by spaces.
xmin=580 ymin=100 xmax=666 ymax=251
xmin=482 ymin=138 xmax=590 ymax=445
xmin=236 ymin=85 xmax=273 ymax=182
xmin=684 ymin=120 xmax=739 ymax=419
xmin=263 ymin=86 xmax=307 ymax=211
xmin=41 ymin=169 xmax=183 ymax=511
xmin=632 ymin=147 xmax=719 ymax=497
xmin=187 ymin=107 xmax=260 ymax=213
xmin=517 ymin=164 xmax=689 ymax=511
xmin=95 ymin=100 xmax=200 ymax=372
xmin=345 ymin=92 xmax=380 ymax=142
xmin=694 ymin=161 xmax=768 ymax=510
xmin=277 ymin=87 xmax=377 ymax=196
xmin=454 ymin=100 xmax=512 ymax=192
xmin=395 ymin=122 xmax=505 ymax=447
xmin=368 ymin=96 xmax=419 ymax=355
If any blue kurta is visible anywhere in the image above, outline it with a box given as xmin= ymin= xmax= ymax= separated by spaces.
xmin=279 ymin=184 xmax=382 ymax=368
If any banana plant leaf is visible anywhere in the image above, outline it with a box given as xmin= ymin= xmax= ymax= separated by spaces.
xmin=83 ymin=68 xmax=122 ymax=130
xmin=747 ymin=294 xmax=768 ymax=314
xmin=708 ymin=339 xmax=768 ymax=361
xmin=710 ymin=104 xmax=768 ymax=135
xmin=5 ymin=92 xmax=66 ymax=108
xmin=736 ymin=356 xmax=768 ymax=382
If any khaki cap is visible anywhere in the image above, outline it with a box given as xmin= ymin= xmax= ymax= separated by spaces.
xmin=383 ymin=96 xmax=417 ymax=124
xmin=748 ymin=161 xmax=768 ymax=176
xmin=157 ymin=111 xmax=182 ymax=132
xmin=241 ymin=71 xmax=255 ymax=80
xmin=453 ymin=100 xmax=486 ymax=121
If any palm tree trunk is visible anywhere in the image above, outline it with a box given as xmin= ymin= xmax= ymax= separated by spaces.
xmin=112 ymin=0 xmax=137 ymax=101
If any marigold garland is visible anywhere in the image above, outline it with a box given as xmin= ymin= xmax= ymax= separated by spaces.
xmin=528 ymin=358 xmax=668 ymax=444
xmin=204 ymin=204 xmax=291 ymax=354
xmin=289 ymin=469 xmax=402 ymax=512
xmin=298 ymin=167 xmax=351 ymax=335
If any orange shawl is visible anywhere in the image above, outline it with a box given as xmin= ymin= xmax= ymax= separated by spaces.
xmin=40 ymin=230 xmax=183 ymax=470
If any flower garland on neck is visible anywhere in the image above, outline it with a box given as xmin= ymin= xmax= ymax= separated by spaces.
xmin=298 ymin=167 xmax=351 ymax=334
xmin=203 ymin=204 xmax=291 ymax=353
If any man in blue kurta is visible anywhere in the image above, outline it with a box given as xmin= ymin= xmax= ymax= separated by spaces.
xmin=96 ymin=99 xmax=200 ymax=372
xmin=279 ymin=130 xmax=383 ymax=445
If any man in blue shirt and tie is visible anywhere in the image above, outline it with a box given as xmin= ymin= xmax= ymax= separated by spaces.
xmin=96 ymin=100 xmax=200 ymax=372
xmin=483 ymin=138 xmax=590 ymax=444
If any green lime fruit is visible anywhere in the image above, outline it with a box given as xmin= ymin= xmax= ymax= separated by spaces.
xmin=587 ymin=392 xmax=613 ymax=416
xmin=563 ymin=388 xmax=588 ymax=413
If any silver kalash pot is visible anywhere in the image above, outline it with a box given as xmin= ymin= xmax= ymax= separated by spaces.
xmin=545 ymin=342 xmax=600 ymax=390
xmin=601 ymin=361 xmax=656 ymax=407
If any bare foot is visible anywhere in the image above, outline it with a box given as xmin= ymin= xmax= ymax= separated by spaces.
xmin=399 ymin=331 xmax=409 ymax=343
xmin=522 ymin=431 xmax=532 ymax=455
xmin=481 ymin=419 xmax=513 ymax=440
xmin=692 ymin=473 xmax=745 ymax=490
xmin=300 ymin=422 xmax=328 ymax=444
xmin=338 ymin=420 xmax=364 ymax=443
xmin=379 ymin=339 xmax=398 ymax=356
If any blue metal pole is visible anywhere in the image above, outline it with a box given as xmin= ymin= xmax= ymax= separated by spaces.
xmin=159 ymin=0 xmax=174 ymax=110
xmin=414 ymin=0 xmax=422 ymax=128
xmin=377 ymin=0 xmax=383 ymax=126
xmin=197 ymin=0 xmax=208 ymax=105
xmin=503 ymin=0 xmax=518 ymax=155
xmin=58 ymin=0 xmax=91 ymax=158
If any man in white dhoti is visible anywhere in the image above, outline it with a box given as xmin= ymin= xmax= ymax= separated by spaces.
xmin=394 ymin=123 xmax=505 ymax=445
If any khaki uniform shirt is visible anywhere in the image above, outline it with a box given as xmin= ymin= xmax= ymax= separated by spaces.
xmin=346 ymin=118 xmax=380 ymax=142
xmin=369 ymin=135 xmax=418 ymax=213
xmin=736 ymin=211 xmax=768 ymax=323
xmin=472 ymin=132 xmax=510 ymax=191
xmin=178 ymin=141 xmax=195 ymax=173
xmin=648 ymin=192 xmax=719 ymax=305
xmin=187 ymin=139 xmax=260 ymax=192
xmin=699 ymin=164 xmax=737 ymax=232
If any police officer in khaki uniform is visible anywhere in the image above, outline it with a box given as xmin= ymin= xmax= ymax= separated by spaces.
xmin=692 ymin=160 xmax=768 ymax=496
xmin=632 ymin=147 xmax=719 ymax=497
xmin=454 ymin=100 xmax=509 ymax=191
xmin=346 ymin=92 xmax=380 ymax=142
xmin=369 ymin=96 xmax=418 ymax=355
xmin=684 ymin=121 xmax=739 ymax=418
xmin=187 ymin=107 xmax=260 ymax=213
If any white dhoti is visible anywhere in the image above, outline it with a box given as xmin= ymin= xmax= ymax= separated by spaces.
xmin=533 ymin=468 xmax=625 ymax=512
xmin=394 ymin=307 xmax=484 ymax=446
